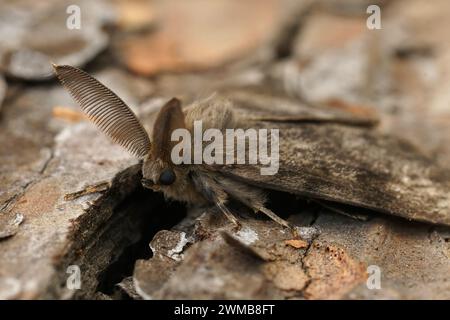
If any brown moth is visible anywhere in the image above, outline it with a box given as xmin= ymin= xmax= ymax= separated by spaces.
xmin=53 ymin=65 xmax=450 ymax=231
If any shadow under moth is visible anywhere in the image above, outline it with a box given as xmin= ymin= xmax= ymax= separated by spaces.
xmin=53 ymin=64 xmax=450 ymax=235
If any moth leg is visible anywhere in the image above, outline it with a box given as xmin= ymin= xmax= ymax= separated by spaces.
xmin=253 ymin=205 xmax=298 ymax=237
xmin=190 ymin=171 xmax=241 ymax=229
xmin=254 ymin=205 xmax=291 ymax=229
xmin=215 ymin=200 xmax=241 ymax=229
xmin=313 ymin=199 xmax=370 ymax=221
xmin=211 ymin=175 xmax=298 ymax=236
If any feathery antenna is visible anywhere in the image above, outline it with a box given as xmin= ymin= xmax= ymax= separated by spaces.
xmin=53 ymin=64 xmax=151 ymax=158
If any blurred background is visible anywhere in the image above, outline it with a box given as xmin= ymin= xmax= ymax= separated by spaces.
xmin=2 ymin=0 xmax=450 ymax=169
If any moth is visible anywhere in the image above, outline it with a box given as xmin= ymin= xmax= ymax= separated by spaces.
xmin=53 ymin=65 xmax=450 ymax=232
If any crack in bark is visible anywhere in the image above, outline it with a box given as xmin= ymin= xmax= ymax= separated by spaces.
xmin=298 ymin=212 xmax=320 ymax=297
xmin=39 ymin=148 xmax=54 ymax=175
xmin=0 ymin=147 xmax=55 ymax=212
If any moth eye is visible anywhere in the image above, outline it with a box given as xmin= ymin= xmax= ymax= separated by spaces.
xmin=159 ymin=168 xmax=176 ymax=185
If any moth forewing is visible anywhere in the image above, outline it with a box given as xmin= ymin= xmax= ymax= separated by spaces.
xmin=220 ymin=121 xmax=450 ymax=227
xmin=225 ymin=88 xmax=380 ymax=127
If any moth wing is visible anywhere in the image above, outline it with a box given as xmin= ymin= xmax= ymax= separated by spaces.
xmin=53 ymin=65 xmax=151 ymax=158
xmin=219 ymin=121 xmax=450 ymax=226
xmin=224 ymin=89 xmax=379 ymax=126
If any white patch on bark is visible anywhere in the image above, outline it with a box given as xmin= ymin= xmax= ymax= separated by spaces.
xmin=235 ymin=227 xmax=258 ymax=245
xmin=133 ymin=277 xmax=152 ymax=300
xmin=167 ymin=232 xmax=189 ymax=261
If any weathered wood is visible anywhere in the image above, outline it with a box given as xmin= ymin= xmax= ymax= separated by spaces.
xmin=0 ymin=0 xmax=449 ymax=300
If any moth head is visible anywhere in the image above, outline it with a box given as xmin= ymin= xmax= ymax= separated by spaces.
xmin=53 ymin=64 xmax=188 ymax=193
xmin=141 ymin=97 xmax=189 ymax=192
